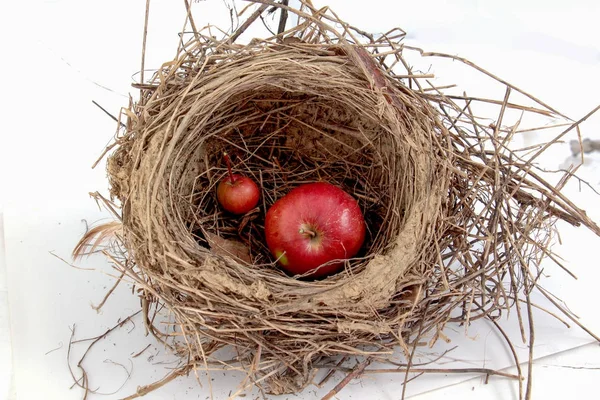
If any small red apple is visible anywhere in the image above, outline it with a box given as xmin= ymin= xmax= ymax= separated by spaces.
xmin=265 ymin=182 xmax=366 ymax=278
xmin=216 ymin=153 xmax=260 ymax=215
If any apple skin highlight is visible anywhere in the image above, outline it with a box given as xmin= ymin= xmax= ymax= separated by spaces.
xmin=265 ymin=182 xmax=366 ymax=278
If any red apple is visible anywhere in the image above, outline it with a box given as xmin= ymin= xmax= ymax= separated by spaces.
xmin=265 ymin=182 xmax=366 ymax=278
xmin=217 ymin=174 xmax=260 ymax=214
xmin=216 ymin=153 xmax=260 ymax=215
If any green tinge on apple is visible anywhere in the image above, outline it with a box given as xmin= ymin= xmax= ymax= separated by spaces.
xmin=275 ymin=250 xmax=288 ymax=266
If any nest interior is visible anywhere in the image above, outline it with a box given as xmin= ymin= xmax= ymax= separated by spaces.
xmin=80 ymin=1 xmax=600 ymax=396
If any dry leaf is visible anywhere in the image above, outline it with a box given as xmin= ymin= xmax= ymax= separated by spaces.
xmin=204 ymin=232 xmax=252 ymax=264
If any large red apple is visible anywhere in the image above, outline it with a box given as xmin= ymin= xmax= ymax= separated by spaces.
xmin=265 ymin=182 xmax=366 ymax=278
xmin=216 ymin=153 xmax=260 ymax=215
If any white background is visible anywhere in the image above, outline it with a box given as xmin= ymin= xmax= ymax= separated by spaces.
xmin=1 ymin=0 xmax=600 ymax=399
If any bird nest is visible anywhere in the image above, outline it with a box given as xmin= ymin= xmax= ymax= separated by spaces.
xmin=76 ymin=1 xmax=600 ymax=398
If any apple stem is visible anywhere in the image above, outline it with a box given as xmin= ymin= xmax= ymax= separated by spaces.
xmin=299 ymin=228 xmax=317 ymax=239
xmin=223 ymin=152 xmax=235 ymax=183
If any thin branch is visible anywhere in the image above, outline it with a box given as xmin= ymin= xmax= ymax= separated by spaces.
xmin=92 ymin=101 xmax=127 ymax=128
xmin=132 ymin=344 xmax=152 ymax=358
xmin=92 ymin=270 xmax=126 ymax=312
xmin=277 ymin=0 xmax=289 ymax=35
xmin=229 ymin=3 xmax=270 ymax=43
xmin=120 ymin=365 xmax=192 ymax=400
xmin=321 ymin=358 xmax=371 ymax=400
xmin=140 ymin=0 xmax=151 ymax=101
xmin=320 ymin=366 xmax=522 ymax=380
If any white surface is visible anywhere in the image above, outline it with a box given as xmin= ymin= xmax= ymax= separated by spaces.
xmin=417 ymin=342 xmax=600 ymax=400
xmin=1 ymin=0 xmax=600 ymax=399
xmin=0 ymin=213 xmax=12 ymax=400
